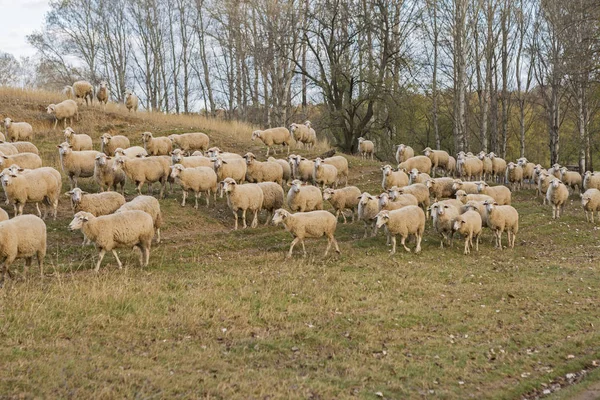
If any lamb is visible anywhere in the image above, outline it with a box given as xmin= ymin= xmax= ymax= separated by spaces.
xmin=559 ymin=167 xmax=582 ymax=193
xmin=323 ymin=186 xmax=361 ymax=223
xmin=170 ymin=164 xmax=218 ymax=207
xmin=100 ymin=133 xmax=130 ymax=156
xmin=488 ymin=152 xmax=507 ymax=183
xmin=452 ymin=179 xmax=480 ymax=195
xmin=257 ymin=182 xmax=285 ymax=224
xmin=581 ymin=188 xmax=600 ymax=223
xmin=3 ymin=118 xmax=33 ymax=142
xmin=0 ymin=143 xmax=17 ymax=155
xmin=72 ymin=80 xmax=94 ymax=106
xmin=94 ymin=153 xmax=126 ymax=193
xmin=68 ymin=210 xmax=154 ymax=271
xmin=478 ymin=151 xmax=493 ymax=181
xmin=546 ymin=178 xmax=569 ymax=219
xmin=141 ymin=132 xmax=173 ymax=156
xmin=313 ymin=157 xmax=338 ymax=189
xmin=268 ymin=157 xmax=292 ymax=185
xmin=397 ymin=155 xmax=432 ymax=175
xmin=66 ymin=188 xmax=125 ymax=217
xmin=116 ymin=195 xmax=163 ymax=243
xmin=286 ymin=179 xmax=323 ymax=212
xmin=9 ymin=141 xmax=39 ymax=154
xmin=288 ymin=154 xmax=314 ymax=183
xmin=251 ymin=127 xmax=292 ymax=156
xmin=0 ymin=215 xmax=46 ymax=286
xmin=96 ymin=81 xmax=109 ymax=109
xmin=517 ymin=157 xmax=536 ymax=188
xmin=483 ymin=200 xmax=519 ymax=249
xmin=113 ymin=155 xmax=169 ymax=198
xmin=455 ymin=189 xmax=494 ymax=204
xmin=0 ymin=168 xmax=60 ymax=220
xmin=172 ymin=149 xmax=213 ymax=168
xmin=323 ymin=156 xmax=348 ymax=186
xmin=358 ymin=192 xmax=380 ymax=238
xmin=272 ymin=209 xmax=340 ymax=258
xmin=583 ymin=171 xmax=600 ymax=191
xmin=452 ymin=210 xmax=483 ymax=255
xmin=381 ymin=164 xmax=408 ymax=190
xmin=358 ymin=137 xmax=375 ymax=160
xmin=289 ymin=123 xmax=313 ymax=149
xmin=395 ymin=144 xmax=414 ymax=164
xmin=389 ymin=183 xmax=430 ymax=213
xmin=244 ymin=152 xmax=284 ymax=185
xmin=47 ymin=99 xmax=78 ymax=129
xmin=430 ymin=201 xmax=461 ymax=248
xmin=63 ymin=127 xmax=93 ymax=151
xmin=476 ymin=182 xmax=512 ymax=205
xmin=221 ymin=177 xmax=264 ymax=230
xmin=408 ymin=169 xmax=431 ymax=185
xmin=423 ymin=147 xmax=450 ymax=176
xmin=375 ymin=206 xmax=425 ymax=254
xmin=505 ymin=162 xmax=524 ymax=191
xmin=125 ymin=90 xmax=139 ymax=113
xmin=169 ymin=132 xmax=210 ymax=154
xmin=456 ymin=154 xmax=483 ymax=181
xmin=57 ymin=142 xmax=101 ymax=189
xmin=426 ymin=177 xmax=455 ymax=202
xmin=114 ymin=146 xmax=147 ymax=158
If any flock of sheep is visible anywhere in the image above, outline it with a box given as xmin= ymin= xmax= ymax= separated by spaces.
xmin=1 ymin=79 xmax=600 ymax=286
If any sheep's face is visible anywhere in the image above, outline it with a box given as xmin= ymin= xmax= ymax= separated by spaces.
xmin=46 ymin=105 xmax=56 ymax=114
xmin=113 ymin=157 xmax=126 ymax=171
xmin=477 ymin=151 xmax=487 ymax=160
xmin=68 ymin=188 xmax=84 ymax=203
xmin=289 ymin=124 xmax=298 ymax=133
xmin=0 ymin=173 xmax=12 ymax=187
xmin=397 ymin=144 xmax=406 ymax=153
xmin=357 ymin=137 xmax=364 ymax=144
xmin=387 ymin=188 xmax=400 ymax=200
xmin=63 ymin=127 xmax=74 ymax=139
xmin=551 ymin=179 xmax=561 ymax=189
xmin=452 ymin=182 xmax=462 ymax=191
xmin=483 ymin=200 xmax=497 ymax=213
xmin=377 ymin=193 xmax=390 ymax=208
xmin=425 ymin=180 xmax=434 ymax=189
xmin=95 ymin=153 xmax=108 ymax=166
xmin=452 ymin=217 xmax=465 ymax=232
xmin=100 ymin=134 xmax=112 ymax=145
xmin=6 ymin=165 xmax=23 ymax=176
xmin=289 ymin=180 xmax=303 ymax=193
xmin=455 ymin=190 xmax=467 ymax=202
xmin=375 ymin=211 xmax=390 ymax=228
xmin=57 ymin=142 xmax=73 ymax=156
xmin=477 ymin=182 xmax=488 ymax=192
xmin=141 ymin=132 xmax=152 ymax=142
xmin=381 ymin=165 xmax=392 ymax=176
xmin=170 ymin=164 xmax=185 ymax=178
xmin=314 ymin=158 xmax=323 ymax=168
xmin=437 ymin=204 xmax=452 ymax=216
xmin=304 ymin=120 xmax=311 ymax=128
xmin=244 ymin=153 xmax=256 ymax=165
xmin=409 ymin=169 xmax=419 ymax=180
xmin=206 ymin=147 xmax=221 ymax=158
xmin=3 ymin=117 xmax=11 ymax=127
xmin=323 ymin=189 xmax=334 ymax=201
xmin=68 ymin=212 xmax=92 ymax=231
xmin=581 ymin=196 xmax=590 ymax=207
xmin=171 ymin=151 xmax=184 ymax=163
xmin=272 ymin=209 xmax=288 ymax=225
xmin=212 ymin=157 xmax=227 ymax=170
xmin=251 ymin=131 xmax=260 ymax=141
xmin=584 ymin=171 xmax=592 ymax=178
xmin=100 ymin=81 xmax=107 ymax=89
xmin=552 ymin=163 xmax=561 ymax=170
xmin=221 ymin=178 xmax=236 ymax=193
xmin=423 ymin=149 xmax=432 ymax=157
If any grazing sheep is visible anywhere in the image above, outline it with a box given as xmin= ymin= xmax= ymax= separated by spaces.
xmin=243 ymin=152 xmax=284 ymax=185
xmin=68 ymin=210 xmax=154 ymax=271
xmin=546 ymin=178 xmax=569 ymax=219
xmin=583 ymin=171 xmax=600 ymax=191
xmin=478 ymin=151 xmax=493 ymax=181
xmin=9 ymin=141 xmax=38 ymax=154
xmin=0 ymin=143 xmax=17 ymax=155
xmin=488 ymin=153 xmax=507 ymax=183
xmin=408 ymin=169 xmax=431 ymax=185
xmin=94 ymin=153 xmax=126 ymax=193
xmin=426 ymin=177 xmax=455 ymax=202
xmin=289 ymin=123 xmax=313 ymax=149
xmin=559 ymin=167 xmax=582 ymax=193
xmin=96 ymin=81 xmax=109 ymax=108
xmin=113 ymin=155 xmax=169 ymax=198
xmin=100 ymin=133 xmax=130 ymax=156
xmin=114 ymin=146 xmax=147 ymax=158
xmin=505 ymin=162 xmax=524 ymax=191
xmin=0 ymin=152 xmax=42 ymax=170
xmin=0 ymin=215 xmax=46 ymax=286
xmin=581 ymin=188 xmax=600 ymax=223
xmin=381 ymin=164 xmax=409 ymax=191
xmin=430 ymin=201 xmax=461 ymax=248
xmin=272 ymin=209 xmax=340 ymax=258
xmin=395 ymin=144 xmax=414 ymax=164
xmin=141 ymin=132 xmax=173 ymax=156
xmin=452 ymin=179 xmax=480 ymax=195
xmin=73 ymin=80 xmax=94 ymax=106
xmin=517 ymin=157 xmax=536 ymax=188
xmin=456 ymin=154 xmax=483 ymax=181
xmin=116 ymin=195 xmax=163 ymax=243
xmin=257 ymin=182 xmax=285 ymax=225
xmin=268 ymin=157 xmax=292 ymax=185
xmin=63 ymin=127 xmax=93 ymax=151
xmin=288 ymin=154 xmax=314 ymax=183
xmin=397 ymin=155 xmax=432 ymax=175
xmin=57 ymin=142 xmax=101 ymax=189
xmin=170 ymin=164 xmax=218 ymax=207
xmin=322 ymin=156 xmax=348 ymax=186
xmin=3 ymin=118 xmax=33 ymax=142
xmin=172 ymin=149 xmax=213 ymax=168
xmin=483 ymin=200 xmax=519 ymax=249
xmin=358 ymin=137 xmax=375 ymax=160
xmin=452 ymin=210 xmax=483 ymax=255
xmin=169 ymin=132 xmax=210 ymax=155
xmin=375 ymin=206 xmax=425 ymax=254
xmin=323 ymin=186 xmax=361 ymax=223
xmin=455 ymin=190 xmax=494 ymax=205
xmin=125 ymin=90 xmax=139 ymax=113
xmin=358 ymin=192 xmax=380 ymax=238
xmin=221 ymin=177 xmax=264 ymax=230
xmin=0 ymin=168 xmax=60 ymax=220
xmin=389 ymin=183 xmax=430 ymax=214
xmin=423 ymin=147 xmax=450 ymax=176
xmin=47 ymin=99 xmax=78 ymax=129
xmin=66 ymin=188 xmax=125 ymax=217
xmin=286 ymin=179 xmax=322 ymax=212
xmin=313 ymin=157 xmax=338 ymax=189
xmin=251 ymin=127 xmax=292 ymax=157
xmin=476 ymin=182 xmax=512 ymax=205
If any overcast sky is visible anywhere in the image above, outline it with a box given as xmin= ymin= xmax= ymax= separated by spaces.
xmin=0 ymin=0 xmax=49 ymax=58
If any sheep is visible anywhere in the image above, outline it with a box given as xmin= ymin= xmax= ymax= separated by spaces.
xmin=546 ymin=178 xmax=569 ymax=219
xmin=0 ymin=168 xmax=60 ymax=220
xmin=169 ymin=132 xmax=210 ymax=155
xmin=113 ymin=155 xmax=169 ymax=198
xmin=100 ymin=133 xmax=130 ymax=156
xmin=66 ymin=188 xmax=125 ymax=218
xmin=0 ymin=208 xmax=7 ymax=222
xmin=423 ymin=147 xmax=450 ymax=176
xmin=63 ymin=127 xmax=93 ymax=151
xmin=125 ymin=90 xmax=139 ymax=113
xmin=461 ymin=200 xmax=489 ymax=227
xmin=430 ymin=201 xmax=461 ymax=248
xmin=4 ymin=165 xmax=62 ymax=188
xmin=408 ymin=169 xmax=431 ymax=185
xmin=389 ymin=183 xmax=430 ymax=214
xmin=68 ymin=210 xmax=154 ymax=271
xmin=272 ymin=209 xmax=340 ymax=258
xmin=172 ymin=149 xmax=213 ymax=169
xmin=95 ymin=81 xmax=109 ymax=108
xmin=446 ymin=156 xmax=457 ymax=178
xmin=116 ymin=195 xmax=163 ymax=243
xmin=303 ymin=121 xmax=317 ymax=148
xmin=381 ymin=164 xmax=408 ymax=191
xmin=243 ymin=152 xmax=284 ymax=185
xmin=289 ymin=123 xmax=313 ymax=149
xmin=517 ymin=157 xmax=536 ymax=188
xmin=452 ymin=210 xmax=483 ymax=255
xmin=251 ymin=127 xmax=292 ymax=157
xmin=72 ymin=80 xmax=94 ymax=106
xmin=93 ymin=153 xmax=126 ymax=193
xmin=559 ymin=167 xmax=582 ymax=193
xmin=0 ymin=152 xmax=42 ymax=172
xmin=62 ymin=85 xmax=74 ymax=99
xmin=488 ymin=152 xmax=507 ymax=183
xmin=322 ymin=156 xmax=349 ymax=186
xmin=455 ymin=190 xmax=494 ymax=205
xmin=377 ymin=192 xmax=418 ymax=211
xmin=452 ymin=179 xmax=480 ymax=195
xmin=0 ymin=215 xmax=46 ymax=286
xmin=581 ymin=188 xmax=600 ymax=223
xmin=257 ymin=182 xmax=285 ymax=224
xmin=141 ymin=132 xmax=173 ymax=156
xmin=358 ymin=192 xmax=380 ymax=238
xmin=9 ymin=141 xmax=38 ymax=154
xmin=456 ymin=154 xmax=483 ymax=181
xmin=583 ymin=171 xmax=600 ymax=191
xmin=395 ymin=144 xmax=414 ymax=164
xmin=3 ymin=118 xmax=33 ymax=142
xmin=483 ymin=200 xmax=519 ymax=249
xmin=57 ymin=142 xmax=101 ymax=189
xmin=204 ymin=147 xmax=242 ymax=159
xmin=212 ymin=156 xmax=247 ymax=197
xmin=537 ymin=172 xmax=553 ymax=204
xmin=286 ymin=179 xmax=323 ymax=213
xmin=114 ymin=146 xmax=147 ymax=158
xmin=288 ymin=154 xmax=314 ymax=183
xmin=268 ymin=157 xmax=292 ymax=185
xmin=478 ymin=151 xmax=493 ymax=181
xmin=426 ymin=177 xmax=455 ymax=202
xmin=505 ymin=162 xmax=524 ymax=191
xmin=170 ymin=164 xmax=217 ymax=208
xmin=397 ymin=155 xmax=432 ymax=175
xmin=358 ymin=137 xmax=375 ymax=160
xmin=0 ymin=132 xmax=4 ymax=141
xmin=323 ymin=186 xmax=361 ymax=223
xmin=476 ymin=182 xmax=512 ymax=205
xmin=375 ymin=206 xmax=425 ymax=254
xmin=548 ymin=163 xmax=562 ymax=179
xmin=0 ymin=143 xmax=17 ymax=155
xmin=47 ymin=99 xmax=78 ymax=129
xmin=221 ymin=177 xmax=264 ymax=230
xmin=533 ymin=165 xmax=547 ymax=190
xmin=313 ymin=157 xmax=338 ymax=189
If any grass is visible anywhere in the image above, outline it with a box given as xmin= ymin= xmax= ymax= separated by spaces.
xmin=0 ymin=87 xmax=599 ymax=399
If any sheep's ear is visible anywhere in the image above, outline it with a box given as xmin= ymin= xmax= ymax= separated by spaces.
xmin=106 ymin=156 xmax=112 ymax=160
xmin=64 ymin=192 xmax=72 ymax=197
xmin=221 ymin=160 xmax=228 ymax=164
xmin=56 ymin=145 xmax=61 ymax=149
xmin=287 ymin=182 xmax=293 ymax=187
xmin=81 ymin=191 xmax=88 ymax=194
xmin=493 ymin=202 xmax=498 ymax=205
xmin=1 ymin=155 xmax=7 ymax=159
xmin=17 ymin=168 xmax=24 ymax=172
xmin=69 ymin=145 xmax=73 ymax=149
xmin=368 ymin=195 xmax=376 ymax=200
xmin=461 ymin=220 xmax=466 ymax=224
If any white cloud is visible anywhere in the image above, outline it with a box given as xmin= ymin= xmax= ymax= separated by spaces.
xmin=0 ymin=1 xmax=50 ymax=58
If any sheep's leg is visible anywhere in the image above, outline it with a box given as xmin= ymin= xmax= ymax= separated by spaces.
xmin=415 ymin=233 xmax=422 ymax=253
xmin=464 ymin=236 xmax=469 ymax=255
xmin=95 ymin=249 xmax=106 ymax=272
xmin=475 ymin=233 xmax=480 ymax=252
xmin=264 ymin=211 xmax=272 ymax=226
xmin=35 ymin=203 xmax=42 ymax=218
xmin=147 ymin=182 xmax=153 ymax=195
xmin=325 ymin=237 xmax=332 ymax=256
xmin=497 ymin=230 xmax=503 ymax=249
xmin=136 ymin=181 xmax=143 ymax=195
xmin=401 ymin=236 xmax=411 ymax=252
xmin=53 ymin=118 xmax=58 ymax=130
xmin=18 ymin=203 xmax=24 ymax=216
xmin=181 ymin=190 xmax=187 ymax=207
xmin=287 ymin=237 xmax=300 ymax=258
xmin=204 ymin=191 xmax=210 ymax=206
xmin=511 ymin=232 xmax=516 ymax=248
xmin=111 ymin=250 xmax=123 ymax=269
xmin=156 ymin=228 xmax=161 ymax=244
xmin=37 ymin=250 xmax=44 ymax=278
xmin=23 ymin=257 xmax=32 ymax=280
xmin=251 ymin=209 xmax=258 ymax=228
xmin=371 ymin=221 xmax=377 ymax=237
xmin=42 ymin=204 xmax=48 ymax=220
xmin=233 ymin=210 xmax=240 ymax=230
xmin=265 ymin=146 xmax=270 ymax=157
xmin=362 ymin=222 xmax=368 ymax=239
xmin=52 ymin=201 xmax=58 ymax=221
xmin=194 ymin=191 xmax=201 ymax=209
xmin=12 ymin=203 xmax=18 ymax=217
xmin=301 ymin=240 xmax=307 ymax=257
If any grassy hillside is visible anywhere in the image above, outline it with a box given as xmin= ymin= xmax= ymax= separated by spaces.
xmin=0 ymin=88 xmax=599 ymax=399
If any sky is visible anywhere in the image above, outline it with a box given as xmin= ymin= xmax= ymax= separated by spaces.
xmin=0 ymin=0 xmax=50 ymax=59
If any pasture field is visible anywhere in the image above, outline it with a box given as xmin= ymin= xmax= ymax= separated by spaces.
xmin=0 ymin=88 xmax=599 ymax=399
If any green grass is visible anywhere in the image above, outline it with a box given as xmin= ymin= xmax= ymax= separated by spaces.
xmin=0 ymin=88 xmax=599 ymax=399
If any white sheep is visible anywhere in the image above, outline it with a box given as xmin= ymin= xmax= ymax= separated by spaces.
xmin=251 ymin=127 xmax=292 ymax=156
xmin=476 ymin=182 xmax=512 ymax=205
xmin=377 ymin=192 xmax=418 ymax=211
xmin=323 ymin=186 xmax=361 ymax=223
xmin=10 ymin=141 xmax=39 ymax=154
xmin=358 ymin=137 xmax=375 ymax=160
xmin=116 ymin=195 xmax=163 ymax=243
xmin=313 ymin=157 xmax=338 ymax=189
xmin=100 ymin=133 xmax=130 ymax=156
xmin=446 ymin=156 xmax=457 ymax=178
xmin=257 ymin=182 xmax=285 ymax=225
xmin=0 ymin=152 xmax=42 ymax=170
xmin=517 ymin=157 xmax=536 ymax=188
xmin=286 ymin=179 xmax=323 ymax=212
xmin=267 ymin=157 xmax=292 ymax=185
xmin=273 ymin=207 xmax=342 ymax=258
xmin=559 ymin=167 xmax=582 ymax=193
xmin=172 ymin=149 xmax=213 ymax=169
xmin=0 ymin=167 xmax=60 ymax=220
xmin=430 ymin=201 xmax=461 ymax=248
xmin=381 ymin=164 xmax=408 ymax=191
xmin=548 ymin=163 xmax=562 ymax=179
xmin=456 ymin=154 xmax=483 ymax=181
xmin=212 ymin=156 xmax=247 ymax=197
xmin=455 ymin=190 xmax=494 ymax=205
xmin=288 ymin=154 xmax=314 ymax=183
xmin=68 ymin=210 xmax=154 ymax=271
xmin=397 ymin=155 xmax=432 ymax=175
xmin=483 ymin=200 xmax=519 ymax=249
xmin=0 ymin=143 xmax=17 ymax=155
xmin=478 ymin=151 xmax=493 ymax=181
xmin=581 ymin=188 xmax=600 ymax=223
xmin=452 ymin=210 xmax=483 ymax=255
xmin=451 ymin=179 xmax=480 ymax=195
xmin=47 ymin=99 xmax=78 ymax=129
xmin=289 ymin=123 xmax=313 ymax=149
xmin=488 ymin=152 xmax=507 ymax=183
xmin=169 ymin=132 xmax=210 ymax=154
xmin=221 ymin=177 xmax=264 ymax=230
xmin=96 ymin=81 xmax=109 ymax=108
xmin=72 ymin=80 xmax=94 ymax=106
xmin=358 ymin=192 xmax=380 ymax=238
xmin=323 ymin=156 xmax=349 ymax=186
xmin=426 ymin=177 xmax=455 ymax=202
xmin=0 ymin=214 xmax=46 ymax=286
xmin=303 ymin=121 xmax=317 ymax=148
xmin=113 ymin=155 xmax=170 ymax=198
xmin=408 ymin=169 xmax=431 ymax=185
xmin=141 ymin=132 xmax=173 ymax=156
xmin=3 ymin=118 xmax=33 ymax=142
xmin=243 ymin=152 xmax=284 ymax=185
xmin=114 ymin=146 xmax=147 ymax=158
xmin=62 ymin=85 xmax=74 ymax=99
xmin=583 ymin=171 xmax=600 ymax=191
xmin=57 ymin=142 xmax=101 ymax=189
xmin=125 ymin=90 xmax=139 ymax=113
xmin=389 ymin=183 xmax=430 ymax=214
xmin=63 ymin=127 xmax=93 ymax=151
xmin=537 ymin=171 xmax=553 ymax=204
xmin=546 ymin=178 xmax=569 ymax=219
xmin=94 ymin=153 xmax=126 ymax=193
xmin=170 ymin=164 xmax=217 ymax=208
xmin=395 ymin=144 xmax=414 ymax=164
xmin=423 ymin=147 xmax=450 ymax=177
xmin=204 ymin=147 xmax=242 ymax=159
xmin=375 ymin=206 xmax=425 ymax=254
xmin=505 ymin=162 xmax=524 ymax=191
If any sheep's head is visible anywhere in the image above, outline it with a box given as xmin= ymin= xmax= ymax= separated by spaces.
xmin=0 ymin=172 xmax=12 ymax=187
xmin=68 ymin=211 xmax=94 ymax=231
xmin=396 ymin=144 xmax=406 ymax=152
xmin=272 ymin=208 xmax=290 ymax=225
xmin=381 ymin=164 xmax=393 ymax=176
xmin=57 ymin=142 xmax=73 ymax=155
xmin=387 ymin=186 xmax=401 ymax=200
xmin=409 ymin=168 xmax=419 ymax=180
xmin=67 ymin=188 xmax=86 ymax=203
xmin=477 ymin=151 xmax=487 ymax=160
xmin=243 ymin=152 xmax=256 ymax=165
xmin=323 ymin=188 xmax=335 ymax=201
xmin=477 ymin=182 xmax=488 ymax=192
xmin=455 ymin=190 xmax=467 ymax=202
xmin=212 ymin=156 xmax=227 ymax=170
xmin=517 ymin=157 xmax=528 ymax=166
xmin=452 ymin=180 xmax=463 ymax=191
xmin=452 ymin=215 xmax=467 ymax=232
xmin=112 ymin=156 xmax=127 ymax=171
xmin=170 ymin=164 xmax=185 ymax=178
xmin=141 ymin=132 xmax=152 ymax=142
xmin=171 ymin=149 xmax=184 ymax=163
xmin=221 ymin=177 xmax=237 ymax=193
xmin=423 ymin=147 xmax=433 ymax=157
xmin=46 ymin=104 xmax=56 ymax=114
xmin=304 ymin=120 xmax=311 ymax=128
xmin=358 ymin=192 xmax=376 ymax=206
xmin=206 ymin=147 xmax=222 ymax=158
xmin=357 ymin=137 xmax=365 ymax=144
xmin=377 ymin=192 xmax=391 ymax=208
xmin=483 ymin=200 xmax=498 ymax=213
xmin=550 ymin=178 xmax=562 ymax=188
xmin=95 ymin=153 xmax=109 ymax=166
xmin=63 ymin=127 xmax=75 ymax=139
xmin=436 ymin=203 xmax=453 ymax=216
xmin=581 ymin=194 xmax=591 ymax=207
xmin=488 ymin=152 xmax=497 ymax=159
xmin=552 ymin=163 xmax=561 ymax=170
xmin=251 ymin=131 xmax=261 ymax=141
xmin=288 ymin=179 xmax=304 ymax=193
xmin=375 ymin=211 xmax=390 ymax=228
xmin=3 ymin=117 xmax=11 ymax=127
xmin=289 ymin=123 xmax=298 ymax=133
xmin=100 ymin=133 xmax=112 ymax=145
xmin=99 ymin=81 xmax=107 ymax=88
xmin=5 ymin=165 xmax=24 ymax=176
xmin=314 ymin=157 xmax=324 ymax=169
